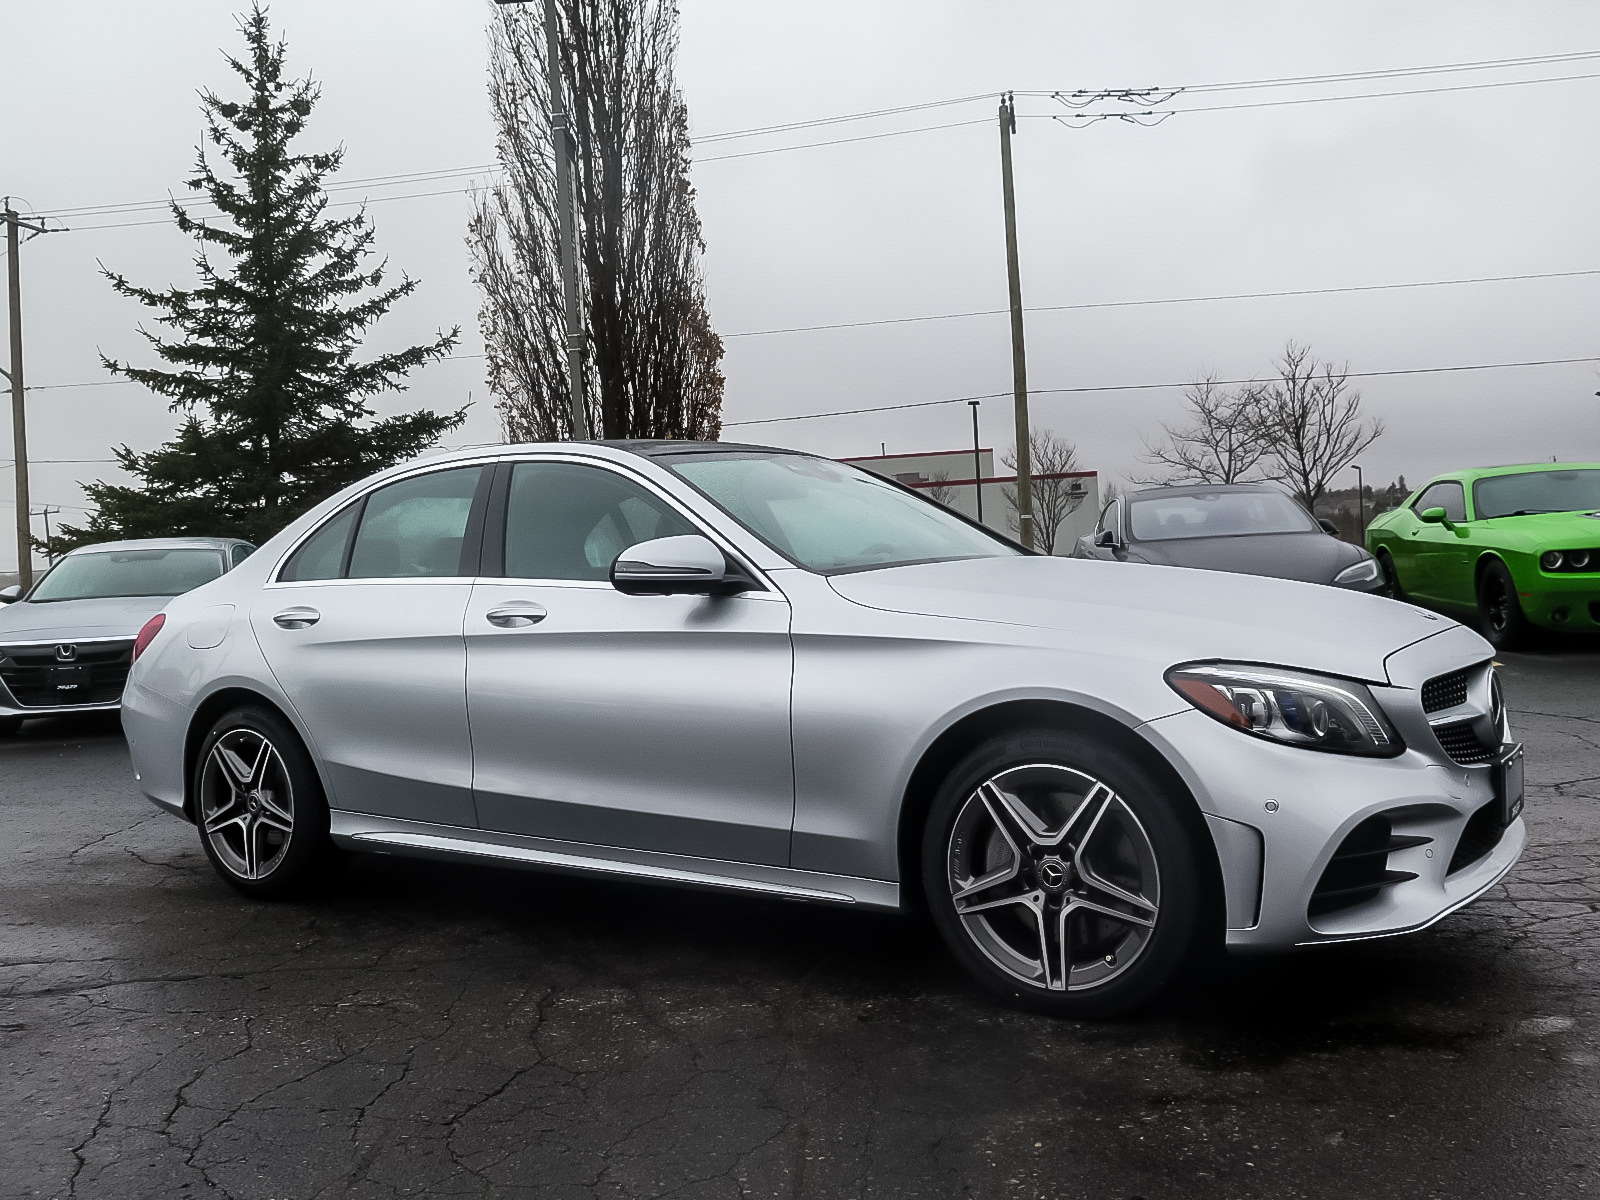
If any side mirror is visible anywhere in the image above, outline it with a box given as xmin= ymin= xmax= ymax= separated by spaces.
xmin=0 ymin=584 xmax=19 ymax=604
xmin=1417 ymin=506 xmax=1455 ymax=530
xmin=1093 ymin=529 xmax=1119 ymax=549
xmin=611 ymin=534 xmax=745 ymax=596
xmin=1317 ymin=518 xmax=1340 ymax=536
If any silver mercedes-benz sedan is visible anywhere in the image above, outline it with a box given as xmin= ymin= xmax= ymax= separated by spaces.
xmin=122 ymin=443 xmax=1525 ymax=1017
xmin=0 ymin=537 xmax=255 ymax=736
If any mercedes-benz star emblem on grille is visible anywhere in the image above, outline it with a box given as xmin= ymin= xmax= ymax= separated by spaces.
xmin=54 ymin=644 xmax=78 ymax=663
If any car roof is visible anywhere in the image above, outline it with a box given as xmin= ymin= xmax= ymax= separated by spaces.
xmin=62 ymin=537 xmax=247 ymax=557
xmin=1421 ymin=462 xmax=1600 ymax=485
xmin=1127 ymin=483 xmax=1290 ymax=499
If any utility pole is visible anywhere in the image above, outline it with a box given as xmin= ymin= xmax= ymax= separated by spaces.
xmin=34 ymin=505 xmax=60 ymax=563
xmin=4 ymin=202 xmax=52 ymax=591
xmin=968 ymin=399 xmax=984 ymax=524
xmin=493 ymin=0 xmax=589 ymax=439
xmin=998 ymin=93 xmax=1034 ymax=549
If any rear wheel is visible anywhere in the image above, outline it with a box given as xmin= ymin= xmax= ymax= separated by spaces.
xmin=1477 ymin=558 xmax=1534 ymax=651
xmin=193 ymin=705 xmax=335 ymax=898
xmin=921 ymin=728 xmax=1210 ymax=1019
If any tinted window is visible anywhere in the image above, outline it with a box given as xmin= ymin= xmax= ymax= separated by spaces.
xmin=348 ymin=467 xmax=484 ymax=579
xmin=30 ymin=547 xmax=225 ymax=602
xmin=280 ymin=504 xmax=359 ymax=582
xmin=505 ymin=462 xmax=697 ymax=581
xmin=1128 ymin=491 xmax=1315 ymax=541
xmin=230 ymin=544 xmax=255 ymax=569
xmin=1413 ymin=481 xmax=1467 ymax=523
xmin=1474 ymin=469 xmax=1600 ymax=519
xmin=1097 ymin=499 xmax=1121 ymax=536
xmin=665 ymin=452 xmax=1016 ymax=573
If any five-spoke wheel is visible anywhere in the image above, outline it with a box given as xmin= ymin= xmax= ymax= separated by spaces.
xmin=194 ymin=706 xmax=333 ymax=897
xmin=924 ymin=729 xmax=1208 ymax=1017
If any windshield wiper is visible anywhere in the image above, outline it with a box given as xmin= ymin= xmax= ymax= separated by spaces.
xmin=1502 ymin=509 xmax=1558 ymax=516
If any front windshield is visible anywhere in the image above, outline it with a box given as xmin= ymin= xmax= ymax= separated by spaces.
xmin=29 ymin=547 xmax=225 ymax=602
xmin=1474 ymin=469 xmax=1600 ymax=519
xmin=664 ymin=452 xmax=1019 ymax=573
xmin=1129 ymin=491 xmax=1315 ymax=541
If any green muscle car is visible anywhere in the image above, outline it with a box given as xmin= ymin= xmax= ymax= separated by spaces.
xmin=1365 ymin=462 xmax=1600 ymax=649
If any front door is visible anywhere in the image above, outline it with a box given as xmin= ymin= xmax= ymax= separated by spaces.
xmin=251 ymin=464 xmax=488 ymax=827
xmin=1401 ymin=480 xmax=1469 ymax=605
xmin=466 ymin=459 xmax=795 ymax=865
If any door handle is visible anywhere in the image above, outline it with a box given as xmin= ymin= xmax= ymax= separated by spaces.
xmin=273 ymin=606 xmax=321 ymax=630
xmin=486 ymin=603 xmax=548 ymax=628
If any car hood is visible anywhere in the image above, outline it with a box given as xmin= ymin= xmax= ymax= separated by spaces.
xmin=1476 ymin=510 xmax=1600 ymax=548
xmin=1131 ymin=531 xmax=1364 ymax=583
xmin=828 ymin=555 xmax=1460 ymax=684
xmin=0 ymin=595 xmax=167 ymax=642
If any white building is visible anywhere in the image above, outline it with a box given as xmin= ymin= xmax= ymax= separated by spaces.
xmin=840 ymin=448 xmax=1099 ymax=556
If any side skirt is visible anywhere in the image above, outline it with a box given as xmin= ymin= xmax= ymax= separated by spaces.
xmin=329 ymin=811 xmax=901 ymax=910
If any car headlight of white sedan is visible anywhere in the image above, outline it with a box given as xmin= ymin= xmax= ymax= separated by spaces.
xmin=1167 ymin=663 xmax=1402 ymax=756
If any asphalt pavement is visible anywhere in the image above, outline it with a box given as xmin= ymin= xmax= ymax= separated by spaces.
xmin=2 ymin=644 xmax=1597 ymax=1199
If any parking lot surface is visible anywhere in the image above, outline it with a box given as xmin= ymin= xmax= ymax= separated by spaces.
xmin=3 ymin=645 xmax=1597 ymax=1199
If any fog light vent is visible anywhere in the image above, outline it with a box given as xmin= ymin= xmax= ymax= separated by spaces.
xmin=1309 ymin=815 xmax=1429 ymax=919
xmin=1448 ymin=799 xmax=1507 ymax=874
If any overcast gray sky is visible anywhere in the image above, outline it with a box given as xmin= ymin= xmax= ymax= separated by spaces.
xmin=4 ymin=0 xmax=1600 ymax=570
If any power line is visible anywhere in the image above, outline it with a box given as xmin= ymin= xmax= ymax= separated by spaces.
xmin=722 ymin=355 xmax=1600 ymax=427
xmin=724 ymin=267 xmax=1600 ymax=338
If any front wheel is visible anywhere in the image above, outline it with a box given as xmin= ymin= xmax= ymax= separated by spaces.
xmin=1477 ymin=558 xmax=1534 ymax=651
xmin=193 ymin=705 xmax=335 ymax=898
xmin=921 ymin=728 xmax=1211 ymax=1019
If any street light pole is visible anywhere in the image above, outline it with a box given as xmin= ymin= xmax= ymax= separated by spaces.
xmin=1352 ymin=463 xmax=1365 ymax=542
xmin=968 ymin=399 xmax=983 ymax=524
xmin=493 ymin=0 xmax=589 ymax=440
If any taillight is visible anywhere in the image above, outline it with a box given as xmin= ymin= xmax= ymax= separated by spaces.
xmin=132 ymin=613 xmax=166 ymax=663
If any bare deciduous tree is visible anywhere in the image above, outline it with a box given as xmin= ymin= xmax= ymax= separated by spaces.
xmin=1003 ymin=428 xmax=1087 ymax=554
xmin=922 ymin=470 xmax=960 ymax=508
xmin=1136 ymin=373 xmax=1267 ymax=486
xmin=1255 ymin=341 xmax=1383 ymax=510
xmin=469 ymin=0 xmax=723 ymax=442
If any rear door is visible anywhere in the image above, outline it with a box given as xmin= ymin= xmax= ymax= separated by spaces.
xmin=251 ymin=464 xmax=490 ymax=827
xmin=465 ymin=458 xmax=796 ymax=865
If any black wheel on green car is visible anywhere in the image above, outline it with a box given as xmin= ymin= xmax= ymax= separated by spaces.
xmin=1376 ymin=550 xmax=1406 ymax=601
xmin=921 ymin=727 xmax=1212 ymax=1020
xmin=1477 ymin=558 xmax=1534 ymax=651
xmin=193 ymin=705 xmax=337 ymax=899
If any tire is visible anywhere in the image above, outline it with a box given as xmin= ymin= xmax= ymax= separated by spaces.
xmin=921 ymin=727 xmax=1211 ymax=1019
xmin=0 ymin=716 xmax=22 ymax=738
xmin=1376 ymin=550 xmax=1407 ymax=602
xmin=1477 ymin=558 xmax=1534 ymax=651
xmin=192 ymin=705 xmax=335 ymax=899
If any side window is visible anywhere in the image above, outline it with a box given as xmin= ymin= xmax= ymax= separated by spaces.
xmin=1413 ymin=481 xmax=1466 ymax=524
xmin=280 ymin=505 xmax=359 ymax=582
xmin=1098 ymin=498 xmax=1123 ymax=537
xmin=349 ymin=466 xmax=485 ymax=579
xmin=504 ymin=462 xmax=697 ymax=581
xmin=230 ymin=544 xmax=255 ymax=569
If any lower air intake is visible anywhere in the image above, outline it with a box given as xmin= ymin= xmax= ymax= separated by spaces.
xmin=1309 ymin=815 xmax=1429 ymax=919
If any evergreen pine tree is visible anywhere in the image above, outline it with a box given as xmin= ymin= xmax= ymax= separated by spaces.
xmin=54 ymin=4 xmax=463 ymax=551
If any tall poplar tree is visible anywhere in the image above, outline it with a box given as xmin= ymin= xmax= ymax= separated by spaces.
xmin=54 ymin=4 xmax=463 ymax=551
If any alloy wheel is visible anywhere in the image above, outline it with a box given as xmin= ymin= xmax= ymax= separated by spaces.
xmin=198 ymin=728 xmax=296 ymax=880
xmin=1484 ymin=573 xmax=1512 ymax=636
xmin=945 ymin=763 xmax=1161 ymax=992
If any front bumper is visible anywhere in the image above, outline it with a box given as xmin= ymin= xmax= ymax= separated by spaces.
xmin=1140 ymin=624 xmax=1523 ymax=950
xmin=1520 ymin=574 xmax=1600 ymax=632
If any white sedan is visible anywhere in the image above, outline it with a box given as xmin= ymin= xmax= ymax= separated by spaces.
xmin=122 ymin=443 xmax=1525 ymax=1017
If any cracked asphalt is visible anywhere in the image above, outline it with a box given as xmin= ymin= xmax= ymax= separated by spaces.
xmin=3 ymin=646 xmax=1597 ymax=1200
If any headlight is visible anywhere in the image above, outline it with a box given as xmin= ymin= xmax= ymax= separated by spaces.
xmin=1540 ymin=550 xmax=1564 ymax=571
xmin=1166 ymin=662 xmax=1402 ymax=757
xmin=1332 ymin=557 xmax=1381 ymax=587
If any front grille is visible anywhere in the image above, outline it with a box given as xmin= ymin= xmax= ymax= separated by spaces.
xmin=0 ymin=642 xmax=133 ymax=708
xmin=1448 ymin=799 xmax=1507 ymax=874
xmin=1309 ymin=815 xmax=1429 ymax=919
xmin=1432 ymin=720 xmax=1497 ymax=765
xmin=1422 ymin=667 xmax=1472 ymax=714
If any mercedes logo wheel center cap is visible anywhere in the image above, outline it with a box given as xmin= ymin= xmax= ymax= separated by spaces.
xmin=1037 ymin=856 xmax=1070 ymax=893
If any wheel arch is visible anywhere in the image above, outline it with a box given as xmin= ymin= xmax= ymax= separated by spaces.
xmin=895 ymin=698 xmax=1223 ymax=917
xmin=182 ymin=686 xmax=300 ymax=822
